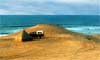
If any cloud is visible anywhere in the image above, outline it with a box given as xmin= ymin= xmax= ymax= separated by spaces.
xmin=7 ymin=0 xmax=98 ymax=4
xmin=0 ymin=9 xmax=10 ymax=14
xmin=0 ymin=0 xmax=99 ymax=15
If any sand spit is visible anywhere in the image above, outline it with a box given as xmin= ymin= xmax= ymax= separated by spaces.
xmin=0 ymin=24 xmax=100 ymax=60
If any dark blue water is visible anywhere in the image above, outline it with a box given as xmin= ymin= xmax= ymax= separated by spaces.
xmin=0 ymin=15 xmax=100 ymax=36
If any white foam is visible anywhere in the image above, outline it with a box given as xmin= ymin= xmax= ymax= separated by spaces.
xmin=0 ymin=34 xmax=8 ymax=37
xmin=66 ymin=26 xmax=100 ymax=35
xmin=0 ymin=29 xmax=24 ymax=37
xmin=11 ymin=29 xmax=23 ymax=33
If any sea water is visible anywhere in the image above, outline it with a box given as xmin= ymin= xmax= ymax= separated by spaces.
xmin=66 ymin=26 xmax=100 ymax=35
xmin=0 ymin=15 xmax=100 ymax=36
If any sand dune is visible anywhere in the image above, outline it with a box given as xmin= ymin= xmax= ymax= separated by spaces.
xmin=0 ymin=24 xmax=100 ymax=60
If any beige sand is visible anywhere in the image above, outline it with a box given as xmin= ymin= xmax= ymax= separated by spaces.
xmin=0 ymin=24 xmax=100 ymax=60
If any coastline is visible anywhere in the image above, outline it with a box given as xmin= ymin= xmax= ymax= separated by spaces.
xmin=0 ymin=24 xmax=100 ymax=60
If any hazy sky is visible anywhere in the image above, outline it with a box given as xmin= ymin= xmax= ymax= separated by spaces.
xmin=0 ymin=0 xmax=99 ymax=15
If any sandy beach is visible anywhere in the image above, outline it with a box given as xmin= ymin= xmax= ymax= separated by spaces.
xmin=0 ymin=24 xmax=100 ymax=60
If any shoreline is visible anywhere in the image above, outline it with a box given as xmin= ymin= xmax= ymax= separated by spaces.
xmin=0 ymin=24 xmax=100 ymax=60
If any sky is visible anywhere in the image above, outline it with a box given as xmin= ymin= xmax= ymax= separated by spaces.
xmin=0 ymin=0 xmax=99 ymax=15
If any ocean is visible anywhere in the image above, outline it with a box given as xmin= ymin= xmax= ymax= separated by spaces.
xmin=0 ymin=15 xmax=100 ymax=36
